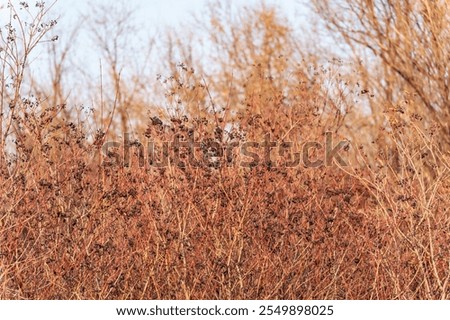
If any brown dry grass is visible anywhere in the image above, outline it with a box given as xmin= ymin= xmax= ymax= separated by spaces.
xmin=0 ymin=0 xmax=449 ymax=299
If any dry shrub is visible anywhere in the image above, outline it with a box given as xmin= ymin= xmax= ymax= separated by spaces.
xmin=0 ymin=0 xmax=449 ymax=299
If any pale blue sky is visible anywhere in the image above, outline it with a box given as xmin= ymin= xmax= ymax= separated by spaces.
xmin=43 ymin=0 xmax=312 ymax=82
xmin=53 ymin=0 xmax=307 ymax=27
xmin=4 ymin=0 xmax=316 ymax=105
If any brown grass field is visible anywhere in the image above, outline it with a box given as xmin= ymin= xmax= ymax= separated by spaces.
xmin=0 ymin=0 xmax=449 ymax=299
